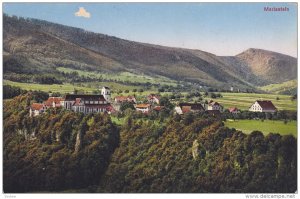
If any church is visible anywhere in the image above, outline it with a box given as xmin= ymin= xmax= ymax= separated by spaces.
xmin=63 ymin=87 xmax=114 ymax=114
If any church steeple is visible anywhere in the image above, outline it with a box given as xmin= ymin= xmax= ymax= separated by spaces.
xmin=101 ymin=87 xmax=111 ymax=103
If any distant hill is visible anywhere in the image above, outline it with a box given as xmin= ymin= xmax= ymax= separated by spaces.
xmin=259 ymin=79 xmax=297 ymax=95
xmin=3 ymin=14 xmax=297 ymax=91
xmin=236 ymin=48 xmax=297 ymax=84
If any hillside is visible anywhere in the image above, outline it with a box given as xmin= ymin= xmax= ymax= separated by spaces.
xmin=3 ymin=14 xmax=297 ymax=91
xmin=3 ymin=94 xmax=297 ymax=193
xmin=259 ymin=79 xmax=297 ymax=95
xmin=236 ymin=48 xmax=297 ymax=84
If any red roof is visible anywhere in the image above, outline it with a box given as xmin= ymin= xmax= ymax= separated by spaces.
xmin=31 ymin=103 xmax=44 ymax=111
xmin=115 ymin=96 xmax=127 ymax=101
xmin=179 ymin=103 xmax=205 ymax=111
xmin=153 ymin=106 xmax=164 ymax=111
xmin=228 ymin=107 xmax=238 ymax=113
xmin=115 ymin=96 xmax=136 ymax=102
xmin=44 ymin=97 xmax=64 ymax=107
xmin=182 ymin=106 xmax=192 ymax=114
xmin=136 ymin=104 xmax=151 ymax=108
xmin=256 ymin=100 xmax=277 ymax=110
xmin=106 ymin=105 xmax=116 ymax=113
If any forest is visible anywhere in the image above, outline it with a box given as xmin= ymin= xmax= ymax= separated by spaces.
xmin=3 ymin=93 xmax=297 ymax=193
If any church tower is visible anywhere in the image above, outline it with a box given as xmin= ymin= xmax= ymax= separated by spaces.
xmin=101 ymin=87 xmax=111 ymax=103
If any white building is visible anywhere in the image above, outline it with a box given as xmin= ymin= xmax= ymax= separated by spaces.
xmin=207 ymin=100 xmax=224 ymax=112
xmin=249 ymin=100 xmax=277 ymax=113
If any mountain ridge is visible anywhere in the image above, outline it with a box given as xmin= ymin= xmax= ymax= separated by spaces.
xmin=3 ymin=14 xmax=297 ymax=90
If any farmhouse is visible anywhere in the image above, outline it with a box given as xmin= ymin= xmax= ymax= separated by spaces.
xmin=44 ymin=97 xmax=64 ymax=108
xmin=30 ymin=103 xmax=47 ymax=117
xmin=175 ymin=103 xmax=205 ymax=114
xmin=135 ymin=104 xmax=152 ymax=114
xmin=147 ymin=94 xmax=160 ymax=104
xmin=30 ymin=97 xmax=64 ymax=117
xmin=249 ymin=100 xmax=277 ymax=113
xmin=207 ymin=100 xmax=224 ymax=112
xmin=114 ymin=95 xmax=137 ymax=104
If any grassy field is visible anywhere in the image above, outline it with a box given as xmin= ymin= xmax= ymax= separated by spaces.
xmin=56 ymin=67 xmax=177 ymax=86
xmin=210 ymin=92 xmax=296 ymax=111
xmin=259 ymin=79 xmax=297 ymax=94
xmin=4 ymin=80 xmax=143 ymax=94
xmin=224 ymin=119 xmax=297 ymax=137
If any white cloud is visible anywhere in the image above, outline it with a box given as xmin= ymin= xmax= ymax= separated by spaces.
xmin=74 ymin=7 xmax=91 ymax=18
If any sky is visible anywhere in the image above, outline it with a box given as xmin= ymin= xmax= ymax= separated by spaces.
xmin=3 ymin=2 xmax=298 ymax=57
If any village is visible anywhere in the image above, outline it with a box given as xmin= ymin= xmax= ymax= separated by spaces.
xmin=30 ymin=86 xmax=278 ymax=117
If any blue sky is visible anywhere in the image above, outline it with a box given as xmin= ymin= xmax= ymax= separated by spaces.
xmin=3 ymin=3 xmax=297 ymax=57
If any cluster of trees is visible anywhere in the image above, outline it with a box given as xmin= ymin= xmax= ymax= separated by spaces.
xmin=3 ymin=94 xmax=119 ymax=192
xmin=100 ymin=113 xmax=297 ymax=193
xmin=209 ymin=92 xmax=223 ymax=99
xmin=3 ymin=85 xmax=27 ymax=99
xmin=4 ymin=72 xmax=63 ymax=85
xmin=116 ymin=96 xmax=175 ymax=122
xmin=3 ymin=85 xmax=49 ymax=102
xmin=33 ymin=74 xmax=63 ymax=84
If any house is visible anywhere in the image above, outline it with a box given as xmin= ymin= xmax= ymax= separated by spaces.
xmin=207 ymin=100 xmax=224 ymax=112
xmin=175 ymin=103 xmax=205 ymax=114
xmin=228 ymin=107 xmax=239 ymax=114
xmin=30 ymin=97 xmax=63 ymax=117
xmin=114 ymin=95 xmax=137 ymax=104
xmin=135 ymin=104 xmax=152 ymax=114
xmin=30 ymin=103 xmax=47 ymax=117
xmin=44 ymin=97 xmax=64 ymax=108
xmin=147 ymin=94 xmax=160 ymax=104
xmin=249 ymin=100 xmax=277 ymax=113
xmin=174 ymin=106 xmax=183 ymax=115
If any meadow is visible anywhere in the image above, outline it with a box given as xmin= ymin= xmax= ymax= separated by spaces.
xmin=3 ymin=80 xmax=142 ymax=94
xmin=224 ymin=119 xmax=297 ymax=137
xmin=210 ymin=92 xmax=296 ymax=111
